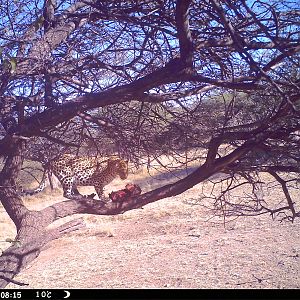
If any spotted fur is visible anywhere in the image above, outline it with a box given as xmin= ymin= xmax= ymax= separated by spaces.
xmin=18 ymin=173 xmax=47 ymax=196
xmin=48 ymin=154 xmax=128 ymax=199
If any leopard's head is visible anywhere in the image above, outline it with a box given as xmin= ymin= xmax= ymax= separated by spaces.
xmin=108 ymin=157 xmax=128 ymax=180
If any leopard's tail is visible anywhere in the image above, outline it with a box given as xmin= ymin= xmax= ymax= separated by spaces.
xmin=18 ymin=168 xmax=48 ymax=196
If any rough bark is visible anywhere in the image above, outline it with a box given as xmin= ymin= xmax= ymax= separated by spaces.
xmin=0 ymin=0 xmax=299 ymax=288
xmin=0 ymin=136 xmax=255 ymax=288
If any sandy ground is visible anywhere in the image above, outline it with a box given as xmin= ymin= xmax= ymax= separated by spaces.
xmin=1 ymin=170 xmax=300 ymax=289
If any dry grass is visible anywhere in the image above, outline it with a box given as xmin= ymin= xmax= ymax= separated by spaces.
xmin=1 ymin=160 xmax=300 ymax=289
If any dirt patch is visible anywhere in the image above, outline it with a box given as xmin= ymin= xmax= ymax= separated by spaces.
xmin=3 ymin=185 xmax=300 ymax=289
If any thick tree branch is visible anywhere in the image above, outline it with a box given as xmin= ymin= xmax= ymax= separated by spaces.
xmin=175 ymin=0 xmax=193 ymax=66
xmin=0 ymin=217 xmax=85 ymax=288
xmin=1 ymin=0 xmax=300 ymax=289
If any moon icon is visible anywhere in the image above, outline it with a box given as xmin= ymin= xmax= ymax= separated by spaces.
xmin=63 ymin=290 xmax=71 ymax=298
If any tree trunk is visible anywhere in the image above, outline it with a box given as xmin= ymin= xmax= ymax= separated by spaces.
xmin=0 ymin=139 xmax=252 ymax=288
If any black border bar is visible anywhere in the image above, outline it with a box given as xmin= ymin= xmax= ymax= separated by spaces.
xmin=0 ymin=289 xmax=299 ymax=300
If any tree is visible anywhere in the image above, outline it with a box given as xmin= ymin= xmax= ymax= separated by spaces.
xmin=0 ymin=0 xmax=299 ymax=287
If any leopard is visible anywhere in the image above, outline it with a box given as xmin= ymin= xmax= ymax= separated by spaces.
xmin=49 ymin=154 xmax=129 ymax=199
xmin=19 ymin=154 xmax=128 ymax=200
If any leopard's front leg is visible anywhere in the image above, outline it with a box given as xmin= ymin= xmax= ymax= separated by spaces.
xmin=94 ymin=184 xmax=106 ymax=200
xmin=62 ymin=178 xmax=82 ymax=199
